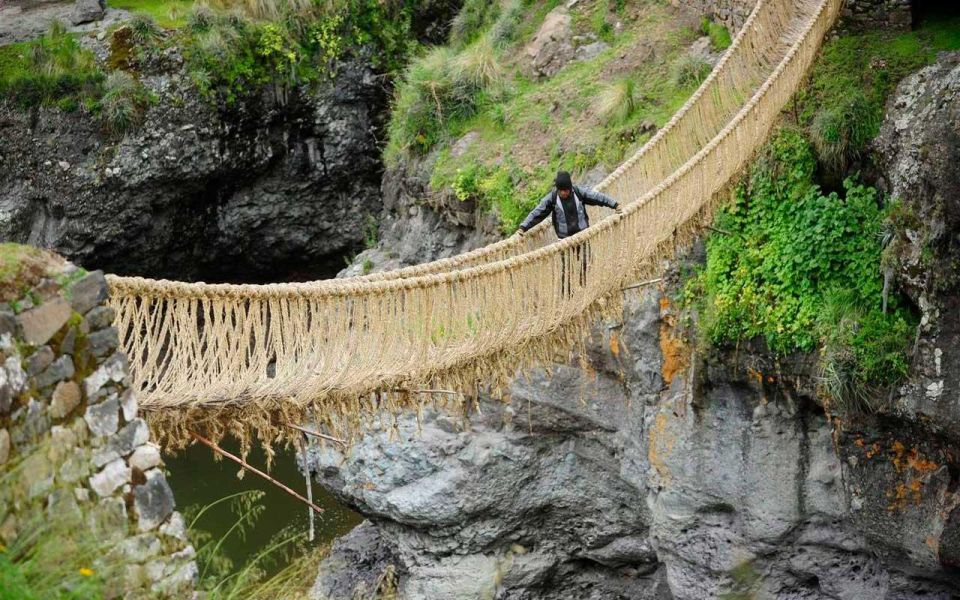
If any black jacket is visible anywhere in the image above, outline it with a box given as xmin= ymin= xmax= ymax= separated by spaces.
xmin=519 ymin=185 xmax=618 ymax=238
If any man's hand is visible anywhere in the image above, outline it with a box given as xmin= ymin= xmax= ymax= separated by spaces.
xmin=515 ymin=228 xmax=526 ymax=237
xmin=614 ymin=205 xmax=623 ymax=215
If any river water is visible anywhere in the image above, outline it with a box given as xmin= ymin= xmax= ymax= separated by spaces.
xmin=164 ymin=441 xmax=362 ymax=575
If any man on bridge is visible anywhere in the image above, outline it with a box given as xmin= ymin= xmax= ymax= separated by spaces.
xmin=515 ymin=171 xmax=621 ymax=296
xmin=515 ymin=170 xmax=620 ymax=239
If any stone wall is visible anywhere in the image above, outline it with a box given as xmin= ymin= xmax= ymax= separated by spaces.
xmin=838 ymin=0 xmax=912 ymax=32
xmin=667 ymin=0 xmax=755 ymax=32
xmin=0 ymin=251 xmax=196 ymax=598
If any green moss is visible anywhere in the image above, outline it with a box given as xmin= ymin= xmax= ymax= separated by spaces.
xmin=719 ymin=560 xmax=760 ymax=600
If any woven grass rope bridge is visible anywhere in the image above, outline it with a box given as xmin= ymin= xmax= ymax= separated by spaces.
xmin=107 ymin=0 xmax=842 ymax=451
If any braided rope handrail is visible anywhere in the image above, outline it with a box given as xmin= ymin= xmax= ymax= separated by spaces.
xmin=107 ymin=0 xmax=841 ymax=448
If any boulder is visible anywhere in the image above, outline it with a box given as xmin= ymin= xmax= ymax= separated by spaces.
xmin=70 ymin=0 xmax=105 ymax=26
xmin=524 ymin=7 xmax=575 ymax=78
xmin=69 ymin=271 xmax=108 ymax=315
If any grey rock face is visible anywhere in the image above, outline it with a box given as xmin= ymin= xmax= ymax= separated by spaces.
xmin=84 ymin=396 xmax=120 ymax=437
xmin=873 ymin=52 xmax=960 ymax=438
xmin=341 ymin=151 xmax=501 ymax=278
xmin=309 ymin=291 xmax=671 ymax=599
xmin=135 ymin=469 xmax=176 ymax=532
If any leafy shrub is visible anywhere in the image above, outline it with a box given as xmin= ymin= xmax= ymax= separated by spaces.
xmin=687 ymin=129 xmax=915 ymax=413
xmin=809 ymin=90 xmax=877 ymax=172
xmin=452 ymin=162 xmax=482 ymax=201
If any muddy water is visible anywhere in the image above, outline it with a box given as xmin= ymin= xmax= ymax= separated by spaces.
xmin=164 ymin=442 xmax=361 ymax=575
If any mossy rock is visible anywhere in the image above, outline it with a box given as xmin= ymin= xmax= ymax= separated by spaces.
xmin=0 ymin=244 xmax=63 ymax=304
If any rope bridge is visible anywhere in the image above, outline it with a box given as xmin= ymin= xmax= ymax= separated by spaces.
xmin=107 ymin=0 xmax=841 ymax=449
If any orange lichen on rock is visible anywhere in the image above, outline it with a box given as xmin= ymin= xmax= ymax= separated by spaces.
xmin=609 ymin=331 xmax=621 ymax=358
xmin=658 ymin=297 xmax=688 ymax=385
xmin=649 ymin=412 xmax=676 ymax=486
xmin=907 ymin=447 xmax=939 ymax=475
xmin=888 ymin=484 xmax=909 ymax=511
xmin=891 ymin=441 xmax=907 ymax=472
xmin=885 ymin=443 xmax=940 ymax=512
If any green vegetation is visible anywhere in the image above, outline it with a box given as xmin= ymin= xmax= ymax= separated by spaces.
xmin=0 ymin=23 xmax=103 ymax=109
xmin=389 ymin=0 xmax=705 ymax=232
xmin=699 ymin=16 xmax=731 ymax=51
xmin=99 ymin=70 xmax=153 ymax=133
xmin=169 ymin=0 xmax=427 ymax=103
xmin=188 ymin=489 xmax=393 ymax=599
xmin=1 ymin=0 xmax=429 ymax=119
xmin=0 ymin=515 xmax=115 ymax=600
xmin=798 ymin=13 xmax=960 ymax=172
xmin=110 ymin=0 xmax=194 ymax=28
xmin=718 ymin=559 xmax=760 ymax=600
xmin=685 ymin=129 xmax=915 ymax=414
xmin=0 ymin=244 xmax=59 ymax=303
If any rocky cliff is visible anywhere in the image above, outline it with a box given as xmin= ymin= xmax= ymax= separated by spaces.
xmin=0 ymin=51 xmax=385 ymax=282
xmin=304 ymin=51 xmax=960 ymax=600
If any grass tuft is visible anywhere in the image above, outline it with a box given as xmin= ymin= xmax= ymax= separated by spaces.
xmin=0 ymin=22 xmax=103 ymax=108
xmin=809 ymin=90 xmax=877 ymax=172
xmin=594 ymin=77 xmax=638 ymax=124
xmin=671 ymin=53 xmax=711 ymax=88
xmin=98 ymin=71 xmax=151 ymax=135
